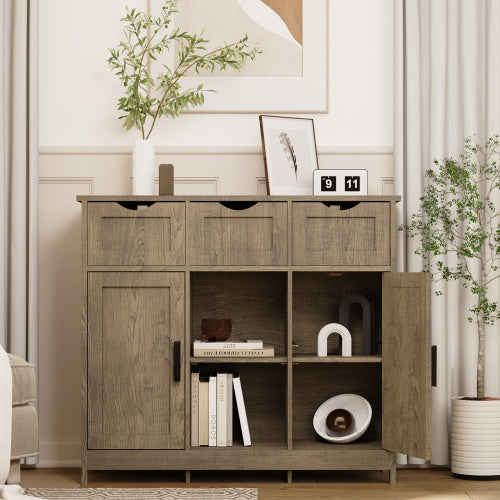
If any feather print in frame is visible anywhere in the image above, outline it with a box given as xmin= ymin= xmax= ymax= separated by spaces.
xmin=279 ymin=132 xmax=298 ymax=180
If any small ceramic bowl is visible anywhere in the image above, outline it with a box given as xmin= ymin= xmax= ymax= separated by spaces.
xmin=201 ymin=318 xmax=232 ymax=342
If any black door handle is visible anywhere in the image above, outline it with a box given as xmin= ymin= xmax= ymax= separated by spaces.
xmin=173 ymin=341 xmax=181 ymax=382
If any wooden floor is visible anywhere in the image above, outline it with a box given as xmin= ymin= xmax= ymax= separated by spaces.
xmin=19 ymin=468 xmax=500 ymax=499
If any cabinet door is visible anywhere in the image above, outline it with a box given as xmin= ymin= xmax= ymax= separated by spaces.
xmin=88 ymin=272 xmax=184 ymax=450
xmin=382 ymin=272 xmax=431 ymax=459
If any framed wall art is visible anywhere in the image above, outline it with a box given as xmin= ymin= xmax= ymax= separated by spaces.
xmin=259 ymin=115 xmax=319 ymax=195
xmin=152 ymin=0 xmax=329 ymax=112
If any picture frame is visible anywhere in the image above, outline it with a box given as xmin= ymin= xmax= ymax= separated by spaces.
xmin=259 ymin=115 xmax=319 ymax=195
xmin=159 ymin=0 xmax=329 ymax=113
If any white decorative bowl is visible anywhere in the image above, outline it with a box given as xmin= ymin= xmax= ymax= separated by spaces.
xmin=313 ymin=394 xmax=372 ymax=444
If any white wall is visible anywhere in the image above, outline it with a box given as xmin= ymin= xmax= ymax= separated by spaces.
xmin=38 ymin=0 xmax=394 ymax=466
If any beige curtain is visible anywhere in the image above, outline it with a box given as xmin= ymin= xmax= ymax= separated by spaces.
xmin=0 ymin=0 xmax=38 ymax=417
xmin=395 ymin=0 xmax=500 ymax=465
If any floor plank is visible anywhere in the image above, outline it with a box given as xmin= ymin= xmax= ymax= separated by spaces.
xmin=19 ymin=468 xmax=500 ymax=499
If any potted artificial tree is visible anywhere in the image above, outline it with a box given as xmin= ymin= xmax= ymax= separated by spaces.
xmin=402 ymin=136 xmax=500 ymax=478
xmin=108 ymin=0 xmax=259 ymax=194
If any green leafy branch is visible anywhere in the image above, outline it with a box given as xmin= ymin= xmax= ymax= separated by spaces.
xmin=400 ymin=135 xmax=500 ymax=398
xmin=108 ymin=0 xmax=261 ymax=139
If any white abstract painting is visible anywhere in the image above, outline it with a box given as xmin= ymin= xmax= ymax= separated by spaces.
xmin=175 ymin=0 xmax=303 ymax=77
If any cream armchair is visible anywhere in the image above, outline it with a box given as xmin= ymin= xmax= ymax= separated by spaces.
xmin=7 ymin=355 xmax=38 ymax=484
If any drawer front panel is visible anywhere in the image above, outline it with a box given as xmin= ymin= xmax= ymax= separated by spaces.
xmin=189 ymin=202 xmax=287 ymax=265
xmin=88 ymin=202 xmax=185 ymax=266
xmin=292 ymin=202 xmax=391 ymax=266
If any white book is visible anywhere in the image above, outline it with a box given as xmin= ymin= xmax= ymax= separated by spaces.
xmin=233 ymin=375 xmax=251 ymax=447
xmin=191 ymin=371 xmax=199 ymax=447
xmin=198 ymin=380 xmax=209 ymax=446
xmin=226 ymin=373 xmax=233 ymax=446
xmin=193 ymin=340 xmax=263 ymax=350
xmin=208 ymin=374 xmax=217 ymax=447
xmin=216 ymin=373 xmax=227 ymax=447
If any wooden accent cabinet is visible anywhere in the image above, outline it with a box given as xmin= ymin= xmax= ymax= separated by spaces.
xmin=78 ymin=196 xmax=431 ymax=485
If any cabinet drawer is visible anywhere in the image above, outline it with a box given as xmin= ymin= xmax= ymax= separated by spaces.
xmin=188 ymin=202 xmax=287 ymax=266
xmin=88 ymin=202 xmax=185 ymax=266
xmin=292 ymin=202 xmax=391 ymax=266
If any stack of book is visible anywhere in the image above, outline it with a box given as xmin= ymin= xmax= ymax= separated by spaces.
xmin=192 ymin=340 xmax=274 ymax=357
xmin=191 ymin=370 xmax=251 ymax=447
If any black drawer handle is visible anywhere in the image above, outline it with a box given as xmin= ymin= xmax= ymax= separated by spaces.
xmin=431 ymin=345 xmax=437 ymax=387
xmin=219 ymin=201 xmax=258 ymax=211
xmin=173 ymin=341 xmax=181 ymax=382
xmin=117 ymin=201 xmax=156 ymax=211
xmin=321 ymin=201 xmax=360 ymax=210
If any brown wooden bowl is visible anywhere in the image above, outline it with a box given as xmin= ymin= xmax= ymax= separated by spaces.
xmin=201 ymin=318 xmax=232 ymax=342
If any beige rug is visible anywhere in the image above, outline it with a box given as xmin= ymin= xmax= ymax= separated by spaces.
xmin=24 ymin=489 xmax=257 ymax=500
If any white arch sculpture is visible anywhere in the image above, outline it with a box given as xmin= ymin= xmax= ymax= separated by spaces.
xmin=317 ymin=323 xmax=352 ymax=357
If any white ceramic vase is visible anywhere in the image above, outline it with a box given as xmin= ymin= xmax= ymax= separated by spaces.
xmin=451 ymin=397 xmax=500 ymax=477
xmin=132 ymin=139 xmax=155 ymax=195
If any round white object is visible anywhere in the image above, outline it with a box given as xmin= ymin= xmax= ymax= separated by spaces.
xmin=313 ymin=394 xmax=372 ymax=444
xmin=451 ymin=397 xmax=500 ymax=476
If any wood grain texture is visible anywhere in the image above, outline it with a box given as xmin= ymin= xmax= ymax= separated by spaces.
xmin=382 ymin=273 xmax=431 ymax=459
xmin=78 ymin=196 xmax=401 ymax=202
xmin=293 ymin=355 xmax=382 ymax=363
xmin=84 ymin=446 xmax=394 ymax=471
xmin=88 ymin=202 xmax=185 ymax=266
xmin=188 ymin=202 xmax=287 ymax=266
xmin=87 ymin=272 xmax=185 ymax=450
xmin=77 ymin=195 xmax=430 ymax=484
xmin=81 ymin=201 xmax=88 ymax=485
xmin=191 ymin=272 xmax=287 ymax=356
xmin=292 ymin=272 xmax=382 ymax=356
xmin=292 ymin=202 xmax=391 ymax=266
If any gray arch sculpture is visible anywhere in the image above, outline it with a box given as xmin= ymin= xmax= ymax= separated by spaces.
xmin=338 ymin=293 xmax=374 ymax=355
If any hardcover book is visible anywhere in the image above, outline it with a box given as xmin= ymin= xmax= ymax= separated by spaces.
xmin=193 ymin=347 xmax=274 ymax=357
xmin=233 ymin=374 xmax=251 ymax=447
xmin=216 ymin=372 xmax=227 ymax=447
xmin=208 ymin=374 xmax=217 ymax=447
xmin=199 ymin=380 xmax=209 ymax=446
xmin=193 ymin=340 xmax=263 ymax=350
xmin=191 ymin=370 xmax=199 ymax=447
xmin=226 ymin=373 xmax=233 ymax=446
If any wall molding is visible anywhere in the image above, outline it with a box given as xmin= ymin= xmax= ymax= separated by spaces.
xmin=39 ymin=146 xmax=394 ymax=156
xmin=39 ymin=176 xmax=94 ymax=194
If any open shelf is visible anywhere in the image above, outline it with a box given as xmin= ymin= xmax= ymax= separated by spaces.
xmin=292 ymin=272 xmax=383 ymax=357
xmin=194 ymin=364 xmax=287 ymax=447
xmin=191 ymin=272 xmax=287 ymax=357
xmin=293 ymin=364 xmax=382 ymax=445
xmin=293 ymin=355 xmax=382 ymax=363
xmin=191 ymin=356 xmax=287 ymax=364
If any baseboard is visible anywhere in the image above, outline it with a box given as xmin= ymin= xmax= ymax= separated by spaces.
xmin=38 ymin=442 xmax=81 ymax=468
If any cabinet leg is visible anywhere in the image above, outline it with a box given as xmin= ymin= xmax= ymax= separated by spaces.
xmin=81 ymin=467 xmax=88 ymax=486
xmin=389 ymin=465 xmax=396 ymax=485
xmin=287 ymin=470 xmax=292 ymax=484
xmin=185 ymin=470 xmax=191 ymax=484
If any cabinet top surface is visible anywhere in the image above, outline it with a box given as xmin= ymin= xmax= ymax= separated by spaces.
xmin=77 ymin=195 xmax=401 ymax=203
